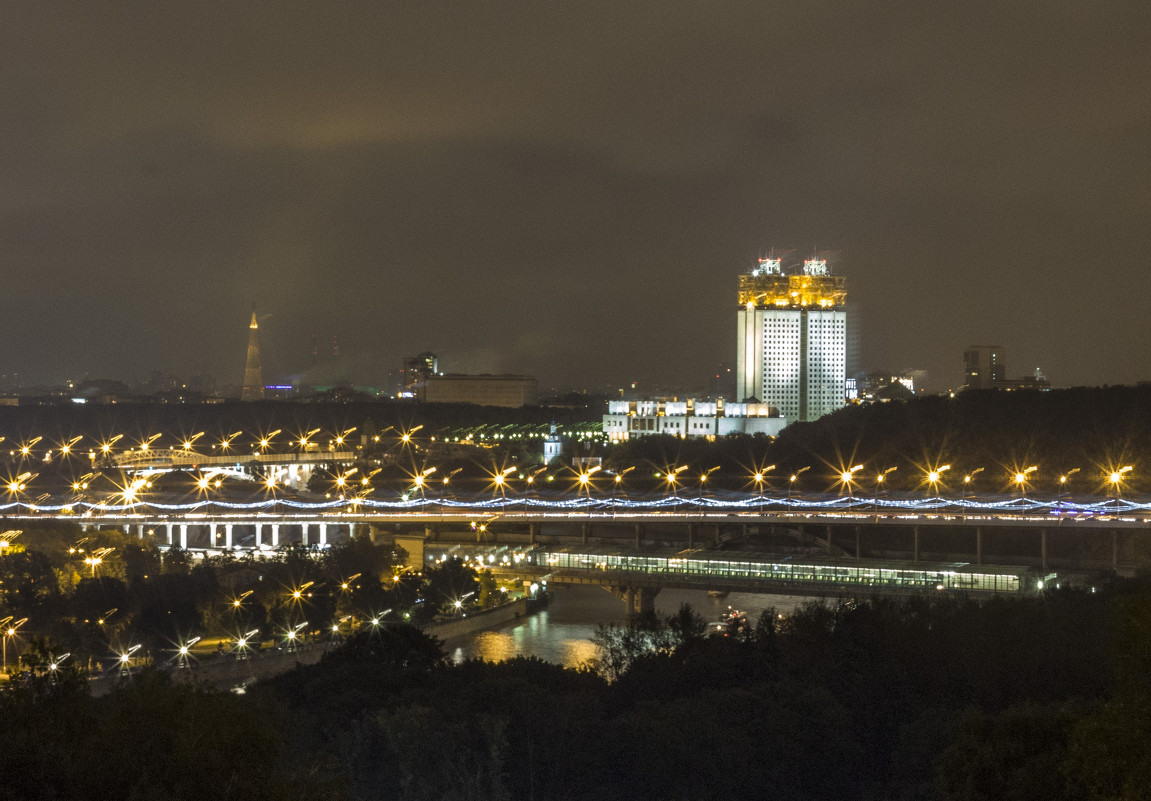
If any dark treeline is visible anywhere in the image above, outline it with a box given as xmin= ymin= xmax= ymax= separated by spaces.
xmin=606 ymin=385 xmax=1151 ymax=494
xmin=5 ymin=579 xmax=1151 ymax=800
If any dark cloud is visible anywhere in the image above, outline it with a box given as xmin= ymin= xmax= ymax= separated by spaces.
xmin=2 ymin=2 xmax=1149 ymax=391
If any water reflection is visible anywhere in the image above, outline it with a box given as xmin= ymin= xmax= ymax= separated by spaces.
xmin=444 ymin=585 xmax=816 ymax=669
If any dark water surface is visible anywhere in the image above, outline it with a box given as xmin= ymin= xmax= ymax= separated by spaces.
xmin=442 ymin=585 xmax=817 ymax=668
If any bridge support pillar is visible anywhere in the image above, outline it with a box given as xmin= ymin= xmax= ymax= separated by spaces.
xmin=913 ymin=525 xmax=920 ymax=562
xmin=318 ymin=523 xmax=328 ymax=546
xmin=253 ymin=523 xmax=262 ymax=547
xmin=529 ymin=523 xmax=539 ymax=545
xmin=687 ymin=523 xmax=694 ymax=548
xmin=225 ymin=523 xmax=233 ymax=549
xmin=165 ymin=523 xmax=173 ymax=546
xmin=1040 ymin=528 xmax=1048 ymax=574
xmin=179 ymin=524 xmax=188 ymax=550
xmin=634 ymin=587 xmax=658 ymax=616
xmin=618 ymin=586 xmax=660 ymax=617
xmin=634 ymin=523 xmax=642 ymax=549
xmin=825 ymin=525 xmax=835 ymax=553
xmin=855 ymin=525 xmax=862 ymax=559
xmin=301 ymin=523 xmax=309 ymax=546
xmin=976 ymin=527 xmax=983 ymax=565
xmin=582 ymin=523 xmax=590 ymax=546
xmin=137 ymin=524 xmax=146 ymax=539
xmin=271 ymin=524 xmax=280 ymax=548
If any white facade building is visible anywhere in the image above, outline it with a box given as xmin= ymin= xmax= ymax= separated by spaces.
xmin=603 ymin=399 xmax=786 ymax=441
xmin=735 ymin=257 xmax=847 ymax=422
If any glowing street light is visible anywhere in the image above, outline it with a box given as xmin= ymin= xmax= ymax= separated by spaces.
xmin=2 ymin=617 xmax=27 ymax=671
xmin=1059 ymin=467 xmax=1080 ymax=487
xmin=664 ymin=465 xmax=689 ymax=494
xmin=257 ymin=429 xmax=282 ymax=451
xmin=925 ymin=465 xmax=951 ymax=494
xmin=838 ymin=464 xmax=864 ymax=494
xmin=296 ymin=428 xmax=321 ymax=449
xmin=788 ymin=466 xmax=811 ymax=498
xmin=116 ymin=644 xmax=142 ymax=674
xmin=1108 ymin=466 xmax=1133 ymax=507
xmin=400 ymin=425 xmax=424 ymax=444
xmin=333 ymin=427 xmax=357 ymax=448
xmin=874 ymin=466 xmax=898 ymax=505
xmin=175 ymin=635 xmax=201 ymax=668
xmin=235 ymin=629 xmax=260 ymax=659
xmin=100 ymin=434 xmax=124 ymax=456
xmin=231 ymin=589 xmax=253 ymax=609
xmin=180 ymin=432 xmax=205 ymax=451
xmin=218 ymin=430 xmax=242 ymax=451
xmin=1013 ymin=465 xmax=1038 ymax=496
xmin=57 ymin=435 xmax=83 ymax=457
xmin=577 ymin=464 xmax=602 ymax=494
xmin=1109 ymin=465 xmax=1133 ymax=487
xmin=18 ymin=436 xmax=42 ymax=458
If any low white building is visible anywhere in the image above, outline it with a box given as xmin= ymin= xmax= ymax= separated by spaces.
xmin=603 ymin=398 xmax=786 ymax=441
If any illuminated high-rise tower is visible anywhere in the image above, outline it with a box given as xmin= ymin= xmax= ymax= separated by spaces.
xmin=736 ymin=256 xmax=847 ymax=422
xmin=241 ymin=309 xmax=264 ymax=401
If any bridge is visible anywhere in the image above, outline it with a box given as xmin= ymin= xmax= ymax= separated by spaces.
xmin=107 ymin=448 xmax=357 ymax=490
xmin=3 ymin=489 xmax=1148 ymax=583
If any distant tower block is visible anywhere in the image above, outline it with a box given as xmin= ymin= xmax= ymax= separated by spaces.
xmin=241 ymin=309 xmax=264 ymax=401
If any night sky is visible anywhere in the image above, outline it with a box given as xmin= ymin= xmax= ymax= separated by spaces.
xmin=3 ymin=3 xmax=1149 ymax=393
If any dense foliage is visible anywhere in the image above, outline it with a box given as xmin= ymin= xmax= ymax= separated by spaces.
xmin=5 ymin=577 xmax=1151 ymax=799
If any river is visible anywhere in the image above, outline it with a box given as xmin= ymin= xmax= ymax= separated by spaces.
xmin=441 ymin=585 xmax=818 ymax=669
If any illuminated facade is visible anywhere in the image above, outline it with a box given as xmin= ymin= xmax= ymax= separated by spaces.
xmin=241 ymin=309 xmax=264 ymax=401
xmin=736 ymin=257 xmax=846 ymax=422
xmin=602 ymin=398 xmax=785 ymax=441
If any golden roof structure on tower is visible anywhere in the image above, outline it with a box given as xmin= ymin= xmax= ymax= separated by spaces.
xmin=738 ymin=257 xmax=846 ymax=309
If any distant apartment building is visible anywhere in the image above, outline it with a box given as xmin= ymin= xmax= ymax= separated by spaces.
xmin=603 ymin=398 xmax=785 ymax=441
xmin=963 ymin=346 xmax=1050 ymax=391
xmin=963 ymin=345 xmax=1006 ymax=390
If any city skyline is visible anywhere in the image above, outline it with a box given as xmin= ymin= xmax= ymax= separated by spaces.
xmin=4 ymin=4 xmax=1149 ymax=392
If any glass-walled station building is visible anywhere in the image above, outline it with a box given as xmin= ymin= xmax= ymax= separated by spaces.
xmin=530 ymin=548 xmax=1039 ymax=596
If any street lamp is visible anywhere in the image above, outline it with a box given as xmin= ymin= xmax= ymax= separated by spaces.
xmin=838 ymin=464 xmax=864 ymax=496
xmin=235 ymin=629 xmax=260 ymax=660
xmin=577 ymin=464 xmax=602 ymax=495
xmin=296 ymin=428 xmax=321 ymax=450
xmin=180 ymin=432 xmax=205 ymax=451
xmin=57 ymin=435 xmax=83 ymax=458
xmin=1108 ymin=465 xmax=1133 ymax=509
xmin=874 ymin=466 xmax=898 ymax=506
xmin=333 ymin=427 xmax=357 ymax=449
xmin=663 ymin=465 xmax=688 ymax=495
xmin=962 ymin=467 xmax=984 ymax=496
xmin=925 ymin=465 xmax=951 ymax=496
xmin=611 ymin=465 xmax=635 ymax=499
xmin=18 ymin=436 xmax=42 ymax=459
xmin=116 ymin=644 xmax=142 ymax=674
xmin=175 ymin=635 xmax=201 ymax=669
xmin=788 ymin=466 xmax=811 ymax=499
xmin=84 ymin=547 xmax=113 ymax=578
xmin=217 ymin=431 xmax=242 ymax=451
xmin=257 ymin=429 xmax=282 ymax=452
xmin=99 ymin=434 xmax=124 ymax=459
xmin=2 ymin=618 xmax=27 ymax=672
xmin=1013 ymin=465 xmax=1038 ymax=497
xmin=699 ymin=466 xmax=720 ymax=498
